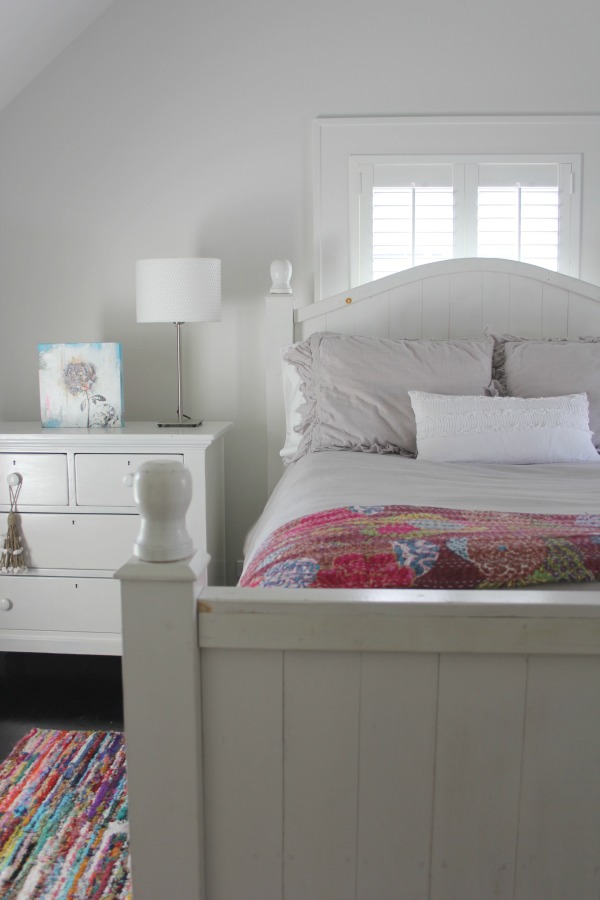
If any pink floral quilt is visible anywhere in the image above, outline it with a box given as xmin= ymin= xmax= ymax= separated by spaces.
xmin=240 ymin=505 xmax=600 ymax=589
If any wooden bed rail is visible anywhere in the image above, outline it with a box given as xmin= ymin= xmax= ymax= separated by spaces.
xmin=197 ymin=587 xmax=600 ymax=654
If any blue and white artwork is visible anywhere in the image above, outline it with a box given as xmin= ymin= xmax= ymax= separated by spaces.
xmin=38 ymin=342 xmax=124 ymax=428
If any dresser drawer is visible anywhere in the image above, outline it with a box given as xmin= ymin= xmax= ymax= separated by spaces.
xmin=0 ymin=453 xmax=68 ymax=506
xmin=74 ymin=453 xmax=184 ymax=506
xmin=22 ymin=513 xmax=140 ymax=570
xmin=0 ymin=575 xmax=121 ymax=632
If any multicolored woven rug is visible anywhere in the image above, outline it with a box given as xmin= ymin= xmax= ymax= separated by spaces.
xmin=0 ymin=728 xmax=130 ymax=899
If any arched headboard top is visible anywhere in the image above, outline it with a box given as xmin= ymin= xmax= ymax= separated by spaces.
xmin=296 ymin=258 xmax=600 ymax=325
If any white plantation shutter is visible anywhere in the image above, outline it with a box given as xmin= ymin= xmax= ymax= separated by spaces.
xmin=354 ymin=155 xmax=579 ymax=283
xmin=477 ymin=187 xmax=559 ymax=268
xmin=373 ymin=186 xmax=454 ymax=278
xmin=476 ymin=163 xmax=560 ymax=270
xmin=359 ymin=162 xmax=455 ymax=282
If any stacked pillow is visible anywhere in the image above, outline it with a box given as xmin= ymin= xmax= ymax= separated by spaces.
xmin=282 ymin=332 xmax=495 ymax=460
xmin=409 ymin=390 xmax=598 ymax=463
xmin=491 ymin=333 xmax=600 ymax=448
xmin=280 ymin=331 xmax=600 ymax=465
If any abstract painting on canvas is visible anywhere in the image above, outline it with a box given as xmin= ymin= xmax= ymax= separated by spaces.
xmin=38 ymin=342 xmax=124 ymax=428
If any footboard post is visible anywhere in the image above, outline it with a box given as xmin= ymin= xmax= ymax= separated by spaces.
xmin=116 ymin=461 xmax=208 ymax=900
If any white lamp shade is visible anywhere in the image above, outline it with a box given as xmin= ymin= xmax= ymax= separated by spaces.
xmin=136 ymin=258 xmax=221 ymax=323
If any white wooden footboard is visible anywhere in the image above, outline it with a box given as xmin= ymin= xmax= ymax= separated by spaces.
xmin=199 ymin=590 xmax=600 ymax=900
xmin=119 ymin=558 xmax=600 ymax=900
xmin=117 ymin=459 xmax=600 ymax=899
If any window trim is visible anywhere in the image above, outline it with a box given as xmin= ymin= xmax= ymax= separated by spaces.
xmin=313 ymin=115 xmax=600 ymax=301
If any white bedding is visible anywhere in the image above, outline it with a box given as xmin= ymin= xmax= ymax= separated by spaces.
xmin=244 ymin=452 xmax=600 ymax=585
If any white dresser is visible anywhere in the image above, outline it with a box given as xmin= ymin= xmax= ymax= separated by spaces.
xmin=0 ymin=422 xmax=231 ymax=656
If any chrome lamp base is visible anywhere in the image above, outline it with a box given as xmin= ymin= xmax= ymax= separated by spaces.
xmin=158 ymin=420 xmax=203 ymax=428
xmin=156 ymin=322 xmax=203 ymax=429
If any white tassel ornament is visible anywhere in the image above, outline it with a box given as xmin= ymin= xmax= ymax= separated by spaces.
xmin=2 ymin=474 xmax=27 ymax=574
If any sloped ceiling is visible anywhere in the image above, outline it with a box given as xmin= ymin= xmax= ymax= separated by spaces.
xmin=0 ymin=0 xmax=118 ymax=113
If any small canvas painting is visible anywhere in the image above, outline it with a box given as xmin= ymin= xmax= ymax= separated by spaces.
xmin=38 ymin=342 xmax=124 ymax=428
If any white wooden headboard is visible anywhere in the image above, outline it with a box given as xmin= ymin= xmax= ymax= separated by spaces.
xmin=266 ymin=257 xmax=600 ymax=491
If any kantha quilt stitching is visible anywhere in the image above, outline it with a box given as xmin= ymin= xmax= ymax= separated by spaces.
xmin=240 ymin=506 xmax=600 ymax=589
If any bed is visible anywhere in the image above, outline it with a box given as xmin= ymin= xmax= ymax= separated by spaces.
xmin=117 ymin=258 xmax=600 ymax=900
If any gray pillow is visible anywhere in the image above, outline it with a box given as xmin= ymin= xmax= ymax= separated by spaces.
xmin=492 ymin=333 xmax=600 ymax=448
xmin=284 ymin=332 xmax=494 ymax=460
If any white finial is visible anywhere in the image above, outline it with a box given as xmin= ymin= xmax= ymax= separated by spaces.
xmin=270 ymin=259 xmax=292 ymax=294
xmin=132 ymin=460 xmax=194 ymax=561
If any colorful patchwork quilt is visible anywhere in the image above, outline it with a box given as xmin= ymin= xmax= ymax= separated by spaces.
xmin=239 ymin=505 xmax=600 ymax=589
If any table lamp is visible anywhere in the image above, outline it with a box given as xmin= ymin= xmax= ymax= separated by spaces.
xmin=136 ymin=257 xmax=221 ymax=427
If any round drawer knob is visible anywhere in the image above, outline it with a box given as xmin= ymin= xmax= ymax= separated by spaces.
xmin=123 ymin=473 xmax=134 ymax=488
xmin=0 ymin=598 xmax=13 ymax=611
xmin=7 ymin=472 xmax=21 ymax=487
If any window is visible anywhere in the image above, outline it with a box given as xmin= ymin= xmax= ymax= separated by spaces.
xmin=351 ymin=156 xmax=578 ymax=285
xmin=313 ymin=116 xmax=600 ymax=299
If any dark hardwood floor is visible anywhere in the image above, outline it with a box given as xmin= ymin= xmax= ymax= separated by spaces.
xmin=0 ymin=652 xmax=124 ymax=761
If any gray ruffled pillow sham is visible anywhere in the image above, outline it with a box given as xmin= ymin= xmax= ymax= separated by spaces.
xmin=491 ymin=333 xmax=600 ymax=448
xmin=283 ymin=332 xmax=495 ymax=462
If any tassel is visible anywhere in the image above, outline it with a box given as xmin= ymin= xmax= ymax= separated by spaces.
xmin=1 ymin=476 xmax=27 ymax=574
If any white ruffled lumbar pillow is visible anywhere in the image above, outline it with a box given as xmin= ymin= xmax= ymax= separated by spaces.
xmin=409 ymin=391 xmax=600 ymax=464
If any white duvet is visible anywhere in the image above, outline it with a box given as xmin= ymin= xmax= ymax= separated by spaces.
xmin=243 ymin=452 xmax=600 ymax=580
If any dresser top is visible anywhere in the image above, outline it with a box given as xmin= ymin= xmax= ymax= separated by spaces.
xmin=0 ymin=421 xmax=232 ymax=449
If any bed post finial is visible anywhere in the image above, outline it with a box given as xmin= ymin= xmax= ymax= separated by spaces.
xmin=270 ymin=259 xmax=292 ymax=294
xmin=132 ymin=459 xmax=194 ymax=562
